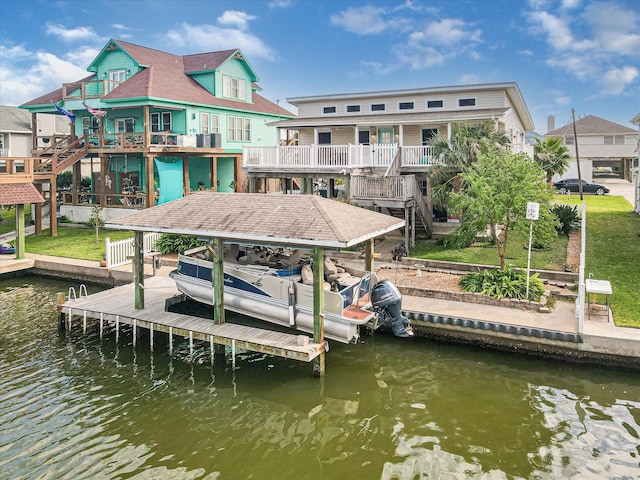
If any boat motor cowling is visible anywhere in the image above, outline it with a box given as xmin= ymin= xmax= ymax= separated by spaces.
xmin=370 ymin=280 xmax=413 ymax=337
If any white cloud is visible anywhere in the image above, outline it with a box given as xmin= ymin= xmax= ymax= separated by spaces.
xmin=581 ymin=1 xmax=640 ymax=56
xmin=0 ymin=46 xmax=88 ymax=106
xmin=268 ymin=0 xmax=292 ymax=8
xmin=217 ymin=10 xmax=257 ymax=31
xmin=165 ymin=23 xmax=275 ymax=60
xmin=555 ymin=95 xmax=571 ymax=106
xmin=45 ymin=23 xmax=99 ymax=43
xmin=330 ymin=5 xmax=388 ymax=35
xmin=414 ymin=18 xmax=481 ymax=46
xmin=601 ymin=66 xmax=639 ymax=95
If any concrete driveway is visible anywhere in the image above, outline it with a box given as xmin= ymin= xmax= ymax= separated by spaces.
xmin=598 ymin=178 xmax=635 ymax=207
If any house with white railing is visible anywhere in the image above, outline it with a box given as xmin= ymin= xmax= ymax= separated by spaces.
xmin=243 ymin=82 xmax=535 ymax=247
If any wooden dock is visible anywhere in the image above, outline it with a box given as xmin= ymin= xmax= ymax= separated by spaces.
xmin=57 ymin=276 xmax=324 ymax=363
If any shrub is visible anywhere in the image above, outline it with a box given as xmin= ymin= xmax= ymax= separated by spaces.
xmin=459 ymin=264 xmax=544 ymax=301
xmin=552 ymin=204 xmax=581 ymax=235
xmin=155 ymin=234 xmax=207 ymax=254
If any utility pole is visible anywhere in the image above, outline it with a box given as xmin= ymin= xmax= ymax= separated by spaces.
xmin=572 ymin=108 xmax=584 ymax=201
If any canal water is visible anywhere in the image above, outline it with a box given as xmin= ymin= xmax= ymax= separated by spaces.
xmin=1 ymin=275 xmax=639 ymax=479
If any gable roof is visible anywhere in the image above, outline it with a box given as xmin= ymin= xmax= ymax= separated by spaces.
xmin=0 ymin=183 xmax=45 ymax=205
xmin=21 ymin=40 xmax=294 ymax=118
xmin=105 ymin=192 xmax=404 ymax=249
xmin=0 ymin=106 xmax=31 ymax=133
xmin=547 ymin=114 xmax=636 ymax=136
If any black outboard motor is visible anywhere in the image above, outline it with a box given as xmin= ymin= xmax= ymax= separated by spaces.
xmin=370 ymin=280 xmax=413 ymax=337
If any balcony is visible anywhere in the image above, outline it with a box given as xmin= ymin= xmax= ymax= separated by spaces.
xmin=0 ymin=158 xmax=33 ymax=184
xmin=62 ymin=79 xmax=123 ymax=100
xmin=243 ymin=144 xmax=445 ymax=172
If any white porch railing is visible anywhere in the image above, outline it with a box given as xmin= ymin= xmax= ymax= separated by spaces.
xmin=401 ymin=146 xmax=443 ymax=167
xmin=244 ymin=144 xmax=401 ymax=170
xmin=105 ymin=232 xmax=163 ymax=269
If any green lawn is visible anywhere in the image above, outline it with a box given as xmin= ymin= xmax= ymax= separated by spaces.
xmin=413 ymin=228 xmax=569 ymax=271
xmin=562 ymin=195 xmax=640 ymax=327
xmin=0 ymin=205 xmax=31 ymax=236
xmin=25 ymin=226 xmax=133 ymax=261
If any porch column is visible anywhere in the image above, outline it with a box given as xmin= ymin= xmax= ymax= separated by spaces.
xmin=134 ymin=230 xmax=144 ymax=310
xmin=101 ymin=156 xmax=108 ymax=207
xmin=72 ymin=160 xmax=81 ymax=205
xmin=344 ymin=176 xmax=351 ymax=202
xmin=143 ymin=106 xmax=150 ymax=147
xmin=183 ymin=156 xmax=190 ymax=195
xmin=426 ymin=176 xmax=434 ymax=238
xmin=447 ymin=123 xmax=452 ymax=143
xmin=312 ymin=246 xmax=325 ymax=377
xmin=212 ymin=156 xmax=218 ymax=191
xmin=399 ymin=124 xmax=404 ymax=147
xmin=405 ymin=207 xmax=410 ymax=251
xmin=15 ymin=204 xmax=25 ymax=259
xmin=145 ymin=154 xmax=155 ymax=207
xmin=411 ymin=207 xmax=416 ymax=249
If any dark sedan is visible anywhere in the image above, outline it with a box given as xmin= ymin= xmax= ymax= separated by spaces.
xmin=553 ymin=179 xmax=610 ymax=195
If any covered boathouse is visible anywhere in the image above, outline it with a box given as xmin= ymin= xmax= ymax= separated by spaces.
xmin=99 ymin=192 xmax=405 ymax=376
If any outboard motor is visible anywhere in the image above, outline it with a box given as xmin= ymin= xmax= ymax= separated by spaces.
xmin=370 ymin=280 xmax=413 ymax=337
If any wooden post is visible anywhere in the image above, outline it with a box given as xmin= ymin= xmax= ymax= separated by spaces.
xmin=72 ymin=161 xmax=81 ymax=205
xmin=50 ymin=179 xmax=57 ymax=237
xmin=15 ymin=204 xmax=25 ymax=259
xmin=34 ymin=183 xmax=43 ymax=235
xmin=365 ymin=238 xmax=374 ymax=273
xmin=312 ymin=247 xmax=325 ymax=376
xmin=210 ymin=238 xmax=225 ymax=325
xmin=146 ymin=154 xmax=155 ymax=207
xmin=134 ymin=230 xmax=144 ymax=310
xmin=183 ymin=156 xmax=190 ymax=195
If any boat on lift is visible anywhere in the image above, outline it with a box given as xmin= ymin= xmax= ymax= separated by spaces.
xmin=169 ymin=244 xmax=412 ymax=343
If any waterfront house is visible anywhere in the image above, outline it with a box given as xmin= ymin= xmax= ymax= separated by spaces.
xmin=546 ymin=114 xmax=637 ymax=183
xmin=17 ymin=39 xmax=294 ymax=234
xmin=244 ymin=82 xmax=534 ymax=246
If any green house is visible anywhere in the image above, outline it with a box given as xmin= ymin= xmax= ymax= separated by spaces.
xmin=19 ymin=38 xmax=294 ymax=230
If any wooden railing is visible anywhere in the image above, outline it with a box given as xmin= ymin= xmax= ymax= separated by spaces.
xmin=60 ymin=191 xmax=146 ymax=208
xmin=350 ymin=175 xmax=415 ymax=201
xmin=0 ymin=158 xmax=33 ymax=183
xmin=62 ymin=79 xmax=123 ymax=100
xmin=105 ymin=232 xmax=162 ymax=269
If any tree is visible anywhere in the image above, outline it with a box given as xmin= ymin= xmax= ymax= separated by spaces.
xmin=448 ymin=151 xmax=558 ymax=269
xmin=533 ymin=136 xmax=571 ymax=182
xmin=89 ymin=205 xmax=104 ymax=244
xmin=428 ymin=122 xmax=510 ymax=212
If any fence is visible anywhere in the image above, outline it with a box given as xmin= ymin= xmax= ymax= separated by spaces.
xmin=105 ymin=232 xmax=163 ymax=269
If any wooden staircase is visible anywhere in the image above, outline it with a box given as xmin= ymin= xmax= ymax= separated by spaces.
xmin=32 ymin=135 xmax=88 ymax=179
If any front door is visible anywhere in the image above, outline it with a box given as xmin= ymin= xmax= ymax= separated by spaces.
xmin=378 ymin=128 xmax=394 ymax=145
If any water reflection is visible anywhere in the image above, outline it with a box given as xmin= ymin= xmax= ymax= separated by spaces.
xmin=1 ymin=276 xmax=639 ymax=479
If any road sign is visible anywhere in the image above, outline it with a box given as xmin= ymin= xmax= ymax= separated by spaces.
xmin=526 ymin=202 xmax=540 ymax=220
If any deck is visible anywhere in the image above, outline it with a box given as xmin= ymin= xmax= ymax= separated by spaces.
xmin=57 ymin=276 xmax=324 ymax=363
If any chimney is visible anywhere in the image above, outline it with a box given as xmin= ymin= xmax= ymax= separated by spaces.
xmin=547 ymin=115 xmax=555 ymax=133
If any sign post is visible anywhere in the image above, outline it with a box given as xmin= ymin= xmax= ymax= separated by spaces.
xmin=525 ymin=202 xmax=540 ymax=300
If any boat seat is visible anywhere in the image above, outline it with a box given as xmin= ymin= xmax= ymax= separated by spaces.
xmin=301 ymin=264 xmax=331 ymax=290
xmin=225 ymin=243 xmax=240 ymax=263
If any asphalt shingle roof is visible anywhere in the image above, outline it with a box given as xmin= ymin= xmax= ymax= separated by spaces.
xmin=106 ymin=192 xmax=404 ymax=248
xmin=0 ymin=183 xmax=45 ymax=205
xmin=547 ymin=114 xmax=636 ymax=136
xmin=0 ymin=106 xmax=31 ymax=132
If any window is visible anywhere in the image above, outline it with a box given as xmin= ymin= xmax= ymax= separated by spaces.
xmin=14 ymin=160 xmax=25 ymax=173
xmin=82 ymin=116 xmax=99 ymax=134
xmin=108 ymin=69 xmax=126 ymax=93
xmin=115 ymin=118 xmax=135 ymax=133
xmin=399 ymin=102 xmax=414 ymax=110
xmin=347 ymin=105 xmax=360 ymax=113
xmin=604 ymin=135 xmax=625 ymax=145
xmin=223 ymin=75 xmax=246 ymax=101
xmin=323 ymin=106 xmax=336 ymax=114
xmin=358 ymin=130 xmax=370 ymax=144
xmin=227 ymin=115 xmax=251 ymax=142
xmin=371 ymin=103 xmax=385 ymax=111
xmin=318 ymin=132 xmax=331 ymax=144
xmin=427 ymin=100 xmax=444 ymax=109
xmin=211 ymin=114 xmax=219 ymax=134
xmin=564 ymin=136 xmax=574 ymax=145
xmin=458 ymin=98 xmax=476 ymax=107
xmin=0 ymin=133 xmax=5 ymax=151
xmin=200 ymin=113 xmax=219 ymax=134
xmin=151 ymin=112 xmax=172 ymax=132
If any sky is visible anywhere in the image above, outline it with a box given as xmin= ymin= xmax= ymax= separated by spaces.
xmin=1 ymin=0 xmax=639 ymax=133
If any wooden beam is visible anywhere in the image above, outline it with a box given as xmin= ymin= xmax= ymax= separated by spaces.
xmin=50 ymin=180 xmax=57 ymax=237
xmin=210 ymin=238 xmax=225 ymax=325
xmin=146 ymin=154 xmax=155 ymax=207
xmin=312 ymin=246 xmax=325 ymax=376
xmin=134 ymin=230 xmax=144 ymax=310
xmin=34 ymin=183 xmax=43 ymax=235
xmin=365 ymin=238 xmax=374 ymax=273
xmin=183 ymin=156 xmax=190 ymax=195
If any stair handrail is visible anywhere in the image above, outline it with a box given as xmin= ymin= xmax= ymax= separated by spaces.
xmin=383 ymin=148 xmax=402 ymax=177
xmin=410 ymin=176 xmax=432 ymax=237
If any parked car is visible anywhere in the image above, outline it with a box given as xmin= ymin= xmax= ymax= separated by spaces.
xmin=553 ymin=179 xmax=610 ymax=195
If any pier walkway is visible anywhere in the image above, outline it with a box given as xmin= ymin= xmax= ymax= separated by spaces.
xmin=58 ymin=275 xmax=324 ymax=363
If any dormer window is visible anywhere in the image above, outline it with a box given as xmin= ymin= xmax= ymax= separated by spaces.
xmin=223 ymin=75 xmax=246 ymax=101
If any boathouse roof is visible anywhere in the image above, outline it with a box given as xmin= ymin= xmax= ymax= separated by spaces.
xmin=105 ymin=192 xmax=405 ymax=249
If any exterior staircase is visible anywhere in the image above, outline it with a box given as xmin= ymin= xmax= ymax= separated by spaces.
xmin=32 ymin=135 xmax=88 ymax=179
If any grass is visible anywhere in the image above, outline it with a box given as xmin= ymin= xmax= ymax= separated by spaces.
xmin=0 ymin=205 xmax=31 ymax=236
xmin=412 ymin=228 xmax=569 ymax=271
xmin=24 ymin=226 xmax=133 ymax=261
xmin=561 ymin=194 xmax=640 ymax=327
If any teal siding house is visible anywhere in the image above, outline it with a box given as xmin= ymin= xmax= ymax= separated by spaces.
xmin=19 ymin=39 xmax=294 ymax=226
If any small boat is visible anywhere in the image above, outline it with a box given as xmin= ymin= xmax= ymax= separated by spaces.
xmin=169 ymin=244 xmax=412 ymax=343
xmin=0 ymin=243 xmax=15 ymax=255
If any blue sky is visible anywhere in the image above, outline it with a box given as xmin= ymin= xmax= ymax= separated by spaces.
xmin=1 ymin=0 xmax=638 ymax=133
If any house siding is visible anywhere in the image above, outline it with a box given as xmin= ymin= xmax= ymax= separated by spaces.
xmin=215 ymin=57 xmax=253 ymax=104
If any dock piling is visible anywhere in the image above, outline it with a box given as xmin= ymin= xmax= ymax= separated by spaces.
xmin=115 ymin=315 xmax=120 ymax=343
xmin=150 ymin=323 xmax=154 ymax=351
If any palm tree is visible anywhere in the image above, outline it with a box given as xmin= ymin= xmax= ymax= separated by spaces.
xmin=428 ymin=122 xmax=510 ymax=212
xmin=533 ymin=136 xmax=571 ymax=182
